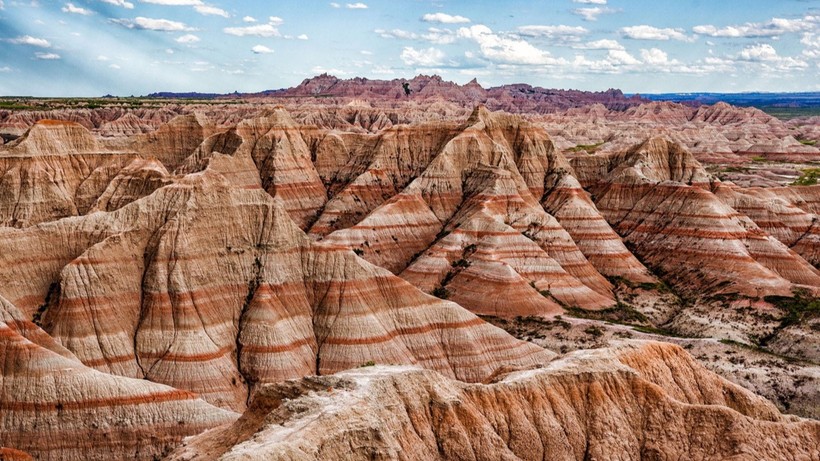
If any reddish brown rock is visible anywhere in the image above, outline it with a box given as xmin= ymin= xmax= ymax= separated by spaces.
xmin=168 ymin=341 xmax=820 ymax=461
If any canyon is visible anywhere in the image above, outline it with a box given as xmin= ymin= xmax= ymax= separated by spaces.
xmin=0 ymin=75 xmax=818 ymax=460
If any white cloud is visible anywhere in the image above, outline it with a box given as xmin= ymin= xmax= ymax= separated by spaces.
xmin=7 ymin=36 xmax=51 ymax=47
xmin=194 ymin=5 xmax=228 ymax=17
xmin=251 ymin=44 xmax=274 ymax=54
xmin=0 ymin=1 xmax=4 ymax=10
xmin=133 ymin=16 xmax=193 ymax=31
xmin=572 ymin=7 xmax=616 ymax=21
xmin=268 ymin=16 xmax=283 ymax=25
xmin=802 ymin=33 xmax=820 ymax=58
xmin=421 ymin=12 xmax=470 ymax=24
xmin=517 ymin=25 xmax=588 ymax=42
xmin=96 ymin=55 xmax=109 ymax=60
xmin=739 ymin=43 xmax=775 ymax=61
xmin=224 ymin=19 xmax=280 ymax=37
xmin=109 ymin=63 xmax=121 ymax=69
xmin=330 ymin=2 xmax=340 ymax=7
xmin=375 ymin=28 xmax=418 ymax=40
xmin=574 ymin=38 xmax=624 ymax=50
xmin=0 ymin=66 xmax=11 ymax=72
xmin=242 ymin=15 xmax=256 ymax=22
xmin=296 ymin=34 xmax=308 ymax=40
xmin=640 ymin=47 xmax=669 ymax=65
xmin=737 ymin=43 xmax=808 ymax=69
xmin=360 ymin=50 xmax=372 ymax=55
xmin=176 ymin=33 xmax=199 ymax=43
xmin=694 ymin=15 xmax=819 ymax=38
xmin=621 ymin=25 xmax=693 ymax=41
xmin=101 ymin=0 xmax=134 ymax=8
xmin=346 ymin=2 xmax=367 ymax=9
xmin=607 ymin=49 xmax=640 ymax=65
xmin=457 ymin=24 xmax=563 ymax=65
xmin=573 ymin=0 xmax=606 ymax=3
xmin=400 ymin=46 xmax=445 ymax=66
xmin=34 ymin=52 xmax=60 ymax=60
xmin=140 ymin=0 xmax=201 ymax=4
xmin=62 ymin=2 xmax=93 ymax=14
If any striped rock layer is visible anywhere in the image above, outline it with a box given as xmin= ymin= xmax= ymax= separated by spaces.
xmin=168 ymin=341 xmax=820 ymax=461
xmin=0 ymin=294 xmax=237 ymax=461
xmin=572 ymin=137 xmax=820 ymax=298
xmin=0 ymin=160 xmax=550 ymax=418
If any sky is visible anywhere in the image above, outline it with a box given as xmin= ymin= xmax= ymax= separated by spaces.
xmin=0 ymin=0 xmax=819 ymax=96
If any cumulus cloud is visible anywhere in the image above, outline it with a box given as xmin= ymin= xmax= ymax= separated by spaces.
xmin=224 ymin=18 xmax=282 ymax=37
xmin=176 ymin=33 xmax=200 ymax=43
xmin=400 ymin=46 xmax=445 ymax=66
xmin=297 ymin=34 xmax=309 ymax=40
xmin=572 ymin=7 xmax=616 ymax=21
xmin=251 ymin=44 xmax=274 ymax=54
xmin=34 ymin=52 xmax=61 ymax=60
xmin=694 ymin=15 xmax=819 ymax=38
xmin=114 ymin=16 xmax=194 ymax=31
xmin=573 ymin=38 xmax=624 ymax=50
xmin=346 ymin=2 xmax=367 ymax=8
xmin=62 ymin=3 xmax=93 ymax=14
xmin=739 ymin=43 xmax=778 ymax=61
xmin=737 ymin=43 xmax=808 ymax=69
xmin=242 ymin=15 xmax=256 ymax=22
xmin=516 ymin=25 xmax=588 ymax=42
xmin=640 ymin=47 xmax=669 ymax=65
xmin=330 ymin=2 xmax=340 ymax=7
xmin=621 ymin=25 xmax=693 ymax=41
xmin=457 ymin=24 xmax=563 ymax=65
xmin=101 ymin=0 xmax=134 ymax=8
xmin=7 ymin=36 xmax=52 ymax=47
xmin=194 ymin=5 xmax=228 ymax=17
xmin=422 ymin=13 xmax=470 ymax=24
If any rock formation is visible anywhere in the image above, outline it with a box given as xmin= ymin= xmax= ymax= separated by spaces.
xmin=168 ymin=342 xmax=820 ymax=461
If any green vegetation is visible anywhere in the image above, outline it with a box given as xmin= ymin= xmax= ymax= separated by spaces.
xmin=792 ymin=168 xmax=820 ymax=186
xmin=764 ymin=289 xmax=820 ymax=329
xmin=760 ymin=106 xmax=820 ymax=120
xmin=751 ymin=155 xmax=767 ymax=162
xmin=798 ymin=139 xmax=817 ymax=146
xmin=359 ymin=360 xmax=376 ymax=367
xmin=567 ymin=141 xmax=605 ymax=154
xmin=432 ymin=286 xmax=448 ymax=299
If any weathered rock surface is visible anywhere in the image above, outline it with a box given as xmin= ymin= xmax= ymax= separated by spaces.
xmin=0 ymin=294 xmax=237 ymax=461
xmin=168 ymin=341 xmax=820 ymax=461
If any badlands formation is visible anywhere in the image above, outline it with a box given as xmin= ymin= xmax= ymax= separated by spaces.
xmin=0 ymin=76 xmax=819 ymax=459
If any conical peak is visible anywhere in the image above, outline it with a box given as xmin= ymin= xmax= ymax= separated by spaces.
xmin=467 ymin=104 xmax=492 ymax=125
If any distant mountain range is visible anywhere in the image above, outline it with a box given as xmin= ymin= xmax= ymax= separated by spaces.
xmin=637 ymin=92 xmax=820 ymax=108
xmin=145 ymin=74 xmax=647 ymax=113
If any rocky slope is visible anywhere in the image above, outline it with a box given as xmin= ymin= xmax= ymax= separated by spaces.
xmin=168 ymin=342 xmax=820 ymax=461
xmin=0 ymin=99 xmax=818 ymax=459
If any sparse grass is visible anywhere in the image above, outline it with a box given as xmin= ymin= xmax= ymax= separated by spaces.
xmin=359 ymin=360 xmax=376 ymax=367
xmin=792 ymin=168 xmax=820 ymax=186
xmin=751 ymin=155 xmax=767 ymax=162
xmin=798 ymin=139 xmax=817 ymax=146
xmin=567 ymin=141 xmax=605 ymax=154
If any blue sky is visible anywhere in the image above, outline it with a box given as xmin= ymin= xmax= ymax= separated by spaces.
xmin=0 ymin=0 xmax=818 ymax=96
